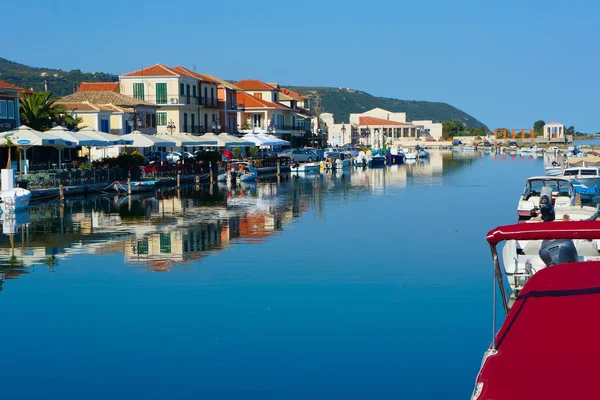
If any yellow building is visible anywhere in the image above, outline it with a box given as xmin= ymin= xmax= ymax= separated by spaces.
xmin=119 ymin=64 xmax=220 ymax=135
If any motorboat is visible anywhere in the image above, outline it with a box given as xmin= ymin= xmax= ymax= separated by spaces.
xmin=113 ymin=180 xmax=157 ymax=194
xmin=290 ymin=161 xmax=320 ymax=173
xmin=403 ymin=149 xmax=418 ymax=160
xmin=0 ymin=169 xmax=31 ymax=210
xmin=472 ymin=221 xmax=600 ymax=399
xmin=367 ymin=153 xmax=386 ymax=167
xmin=562 ymin=166 xmax=600 ymax=187
xmin=517 ymin=176 xmax=578 ymax=220
xmin=385 ymin=152 xmax=405 ymax=165
xmin=354 ymin=151 xmax=368 ymax=167
xmin=217 ymin=161 xmax=258 ymax=182
xmin=320 ymin=152 xmax=351 ymax=170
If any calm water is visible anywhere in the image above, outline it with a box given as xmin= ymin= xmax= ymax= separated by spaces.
xmin=0 ymin=151 xmax=543 ymax=399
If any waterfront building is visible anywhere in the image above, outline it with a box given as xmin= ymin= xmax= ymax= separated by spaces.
xmin=0 ymin=80 xmax=23 ymax=133
xmin=321 ymin=107 xmax=442 ymax=146
xmin=277 ymin=87 xmax=313 ymax=135
xmin=543 ymin=121 xmax=565 ymax=141
xmin=58 ymin=88 xmax=159 ymax=136
xmin=234 ymin=79 xmax=306 ymax=144
xmin=118 ymin=64 xmax=219 ymax=135
xmin=200 ymin=73 xmax=241 ymax=135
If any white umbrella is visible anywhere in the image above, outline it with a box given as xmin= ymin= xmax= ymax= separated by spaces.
xmin=5 ymin=125 xmax=76 ymax=171
xmin=242 ymin=133 xmax=274 ymax=146
xmin=155 ymin=133 xmax=217 ymax=147
xmin=79 ymin=127 xmax=134 ymax=146
xmin=257 ymin=133 xmax=290 ymax=146
xmin=119 ymin=131 xmax=176 ymax=147
xmin=218 ymin=132 xmax=254 ymax=147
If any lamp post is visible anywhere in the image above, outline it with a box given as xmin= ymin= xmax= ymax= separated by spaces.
xmin=129 ymin=110 xmax=142 ymax=131
xmin=341 ymin=124 xmax=346 ymax=146
xmin=364 ymin=126 xmax=370 ymax=146
xmin=167 ymin=119 xmax=176 ymax=135
xmin=211 ymin=117 xmax=221 ymax=134
xmin=268 ymin=121 xmax=275 ymax=134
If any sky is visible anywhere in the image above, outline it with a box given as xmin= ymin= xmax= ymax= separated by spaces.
xmin=3 ymin=0 xmax=598 ymax=132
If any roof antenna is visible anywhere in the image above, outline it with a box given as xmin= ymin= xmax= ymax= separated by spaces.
xmin=193 ymin=64 xmax=196 ymax=72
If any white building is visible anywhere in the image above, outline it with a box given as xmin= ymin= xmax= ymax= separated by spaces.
xmin=543 ymin=121 xmax=565 ymax=141
xmin=322 ymin=108 xmax=443 ymax=146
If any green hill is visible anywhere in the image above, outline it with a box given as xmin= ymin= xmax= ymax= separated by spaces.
xmin=0 ymin=57 xmax=118 ymax=96
xmin=0 ymin=58 xmax=486 ymax=129
xmin=285 ymin=86 xmax=487 ymax=129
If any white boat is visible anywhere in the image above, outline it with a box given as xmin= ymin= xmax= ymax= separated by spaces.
xmin=217 ymin=161 xmax=258 ymax=182
xmin=517 ymin=176 xmax=580 ymax=220
xmin=113 ymin=180 xmax=157 ymax=194
xmin=403 ymin=149 xmax=418 ymax=160
xmin=0 ymin=169 xmax=31 ymax=210
xmin=562 ymin=166 xmax=600 ymax=187
xmin=321 ymin=152 xmax=350 ymax=170
xmin=290 ymin=162 xmax=320 ymax=173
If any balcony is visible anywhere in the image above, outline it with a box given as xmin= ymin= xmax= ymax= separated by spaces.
xmin=201 ymin=97 xmax=218 ymax=107
xmin=180 ymin=125 xmax=206 ymax=134
xmin=218 ymin=101 xmax=239 ymax=110
xmin=140 ymin=94 xmax=200 ymax=106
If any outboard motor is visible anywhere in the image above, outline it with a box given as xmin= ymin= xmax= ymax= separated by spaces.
xmin=539 ymin=239 xmax=578 ymax=266
xmin=539 ymin=186 xmax=555 ymax=222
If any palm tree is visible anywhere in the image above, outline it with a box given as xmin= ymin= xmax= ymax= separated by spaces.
xmin=19 ymin=91 xmax=67 ymax=132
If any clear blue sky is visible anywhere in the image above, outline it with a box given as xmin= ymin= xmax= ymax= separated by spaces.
xmin=4 ymin=0 xmax=598 ymax=132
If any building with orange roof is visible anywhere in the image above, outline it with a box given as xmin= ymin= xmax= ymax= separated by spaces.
xmin=201 ymin=73 xmax=241 ymax=135
xmin=234 ymin=79 xmax=309 ymax=144
xmin=0 ymin=80 xmax=25 ymax=132
xmin=118 ymin=64 xmax=220 ymax=136
xmin=77 ymin=82 xmax=120 ymax=93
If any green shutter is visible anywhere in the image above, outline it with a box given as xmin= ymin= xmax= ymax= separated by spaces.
xmin=156 ymin=83 xmax=167 ymax=104
xmin=133 ymin=83 xmax=145 ymax=100
xmin=157 ymin=112 xmax=167 ymax=126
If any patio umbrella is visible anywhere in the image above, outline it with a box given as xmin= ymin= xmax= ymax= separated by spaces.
xmin=4 ymin=125 xmax=76 ymax=172
xmin=155 ymin=132 xmax=218 ymax=147
xmin=217 ymin=132 xmax=254 ymax=147
xmin=78 ymin=127 xmax=134 ymax=146
xmin=242 ymin=133 xmax=274 ymax=146
xmin=119 ymin=131 xmax=176 ymax=147
xmin=257 ymin=133 xmax=290 ymax=146
xmin=47 ymin=126 xmax=113 ymax=165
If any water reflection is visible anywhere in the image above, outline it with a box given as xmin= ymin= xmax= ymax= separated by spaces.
xmin=0 ymin=149 xmax=498 ymax=288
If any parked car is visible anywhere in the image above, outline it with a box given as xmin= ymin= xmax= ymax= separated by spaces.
xmin=277 ymin=149 xmax=320 ymax=162
xmin=166 ymin=151 xmax=193 ymax=163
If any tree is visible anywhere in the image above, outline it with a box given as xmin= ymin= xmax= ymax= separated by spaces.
xmin=565 ymin=126 xmax=576 ymax=136
xmin=533 ymin=120 xmax=545 ymax=135
xmin=248 ymin=146 xmax=259 ymax=159
xmin=442 ymin=120 xmax=465 ymax=139
xmin=231 ymin=147 xmax=242 ymax=159
xmin=19 ymin=91 xmax=68 ymax=131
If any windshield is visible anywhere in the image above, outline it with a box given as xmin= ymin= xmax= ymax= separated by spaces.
xmin=526 ymin=180 xmax=571 ymax=197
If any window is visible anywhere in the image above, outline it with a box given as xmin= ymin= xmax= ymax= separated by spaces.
xmin=101 ymin=119 xmax=109 ymax=133
xmin=0 ymin=100 xmax=6 ymax=119
xmin=272 ymin=92 xmax=278 ymax=102
xmin=204 ymin=87 xmax=208 ymax=103
xmin=151 ymin=114 xmax=156 ymax=128
xmin=254 ymin=93 xmax=262 ymax=100
xmin=156 ymin=83 xmax=167 ymax=104
xmin=7 ymin=100 xmax=14 ymax=119
xmin=133 ymin=83 xmax=145 ymax=100
xmin=146 ymin=113 xmax=151 ymax=127
xmin=183 ymin=113 xmax=188 ymax=131
xmin=193 ymin=85 xmax=197 ymax=98
xmin=180 ymin=83 xmax=184 ymax=95
xmin=157 ymin=112 xmax=167 ymax=126
xmin=191 ymin=113 xmax=195 ymax=129
xmin=186 ymin=84 xmax=190 ymax=96
xmin=210 ymin=87 xmax=214 ymax=103
xmin=159 ymin=233 xmax=171 ymax=253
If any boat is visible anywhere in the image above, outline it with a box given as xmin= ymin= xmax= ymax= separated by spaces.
xmin=562 ymin=166 xmax=600 ymax=187
xmin=321 ymin=152 xmax=351 ymax=170
xmin=417 ymin=148 xmax=429 ymax=158
xmin=517 ymin=176 xmax=579 ymax=220
xmin=472 ymin=220 xmax=600 ymax=399
xmin=113 ymin=180 xmax=157 ymax=194
xmin=290 ymin=161 xmax=321 ymax=173
xmin=367 ymin=153 xmax=386 ymax=167
xmin=385 ymin=151 xmax=405 ymax=165
xmin=217 ymin=161 xmax=258 ymax=182
xmin=0 ymin=169 xmax=31 ymax=210
xmin=354 ymin=151 xmax=368 ymax=167
xmin=403 ymin=149 xmax=418 ymax=160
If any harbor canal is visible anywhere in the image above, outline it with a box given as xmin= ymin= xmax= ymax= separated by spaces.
xmin=0 ymin=150 xmax=544 ymax=399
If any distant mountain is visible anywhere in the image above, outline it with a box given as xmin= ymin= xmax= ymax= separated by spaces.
xmin=0 ymin=57 xmax=118 ymax=96
xmin=0 ymin=58 xmax=487 ymax=129
xmin=284 ymin=86 xmax=488 ymax=129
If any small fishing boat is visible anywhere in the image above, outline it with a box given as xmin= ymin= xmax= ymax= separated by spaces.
xmin=417 ymin=149 xmax=429 ymax=159
xmin=321 ymin=152 xmax=351 ymax=170
xmin=0 ymin=169 xmax=31 ymax=210
xmin=367 ymin=154 xmax=386 ymax=167
xmin=403 ymin=149 xmax=418 ymax=160
xmin=385 ymin=152 xmax=405 ymax=165
xmin=472 ymin=221 xmax=600 ymax=400
xmin=217 ymin=162 xmax=258 ymax=182
xmin=113 ymin=180 xmax=157 ymax=194
xmin=290 ymin=161 xmax=320 ymax=173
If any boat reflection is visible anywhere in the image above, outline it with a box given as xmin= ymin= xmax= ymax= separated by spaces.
xmin=0 ymin=151 xmax=473 ymax=287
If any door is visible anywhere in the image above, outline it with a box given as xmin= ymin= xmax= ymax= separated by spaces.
xmin=183 ymin=113 xmax=188 ymax=132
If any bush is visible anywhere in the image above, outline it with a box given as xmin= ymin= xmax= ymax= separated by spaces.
xmin=249 ymin=146 xmax=259 ymax=159
xmin=232 ymin=148 xmax=243 ymax=159
xmin=194 ymin=150 xmax=221 ymax=164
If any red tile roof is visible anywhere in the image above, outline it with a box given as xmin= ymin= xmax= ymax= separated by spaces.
xmin=547 ymin=121 xmax=562 ymax=125
xmin=358 ymin=116 xmax=410 ymax=126
xmin=280 ymin=87 xmax=309 ymax=100
xmin=235 ymin=79 xmax=276 ymax=91
xmin=237 ymin=92 xmax=286 ymax=109
xmin=171 ymin=66 xmax=219 ymax=84
xmin=77 ymin=82 xmax=119 ymax=92
xmin=122 ymin=64 xmax=181 ymax=77
xmin=0 ymin=80 xmax=25 ymax=91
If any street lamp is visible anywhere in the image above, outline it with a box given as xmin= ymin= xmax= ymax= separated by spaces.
xmin=341 ymin=124 xmax=346 ymax=146
xmin=167 ymin=119 xmax=176 ymax=135
xmin=211 ymin=117 xmax=221 ymax=134
xmin=267 ymin=121 xmax=275 ymax=133
xmin=129 ymin=110 xmax=142 ymax=131
xmin=364 ymin=126 xmax=370 ymax=145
